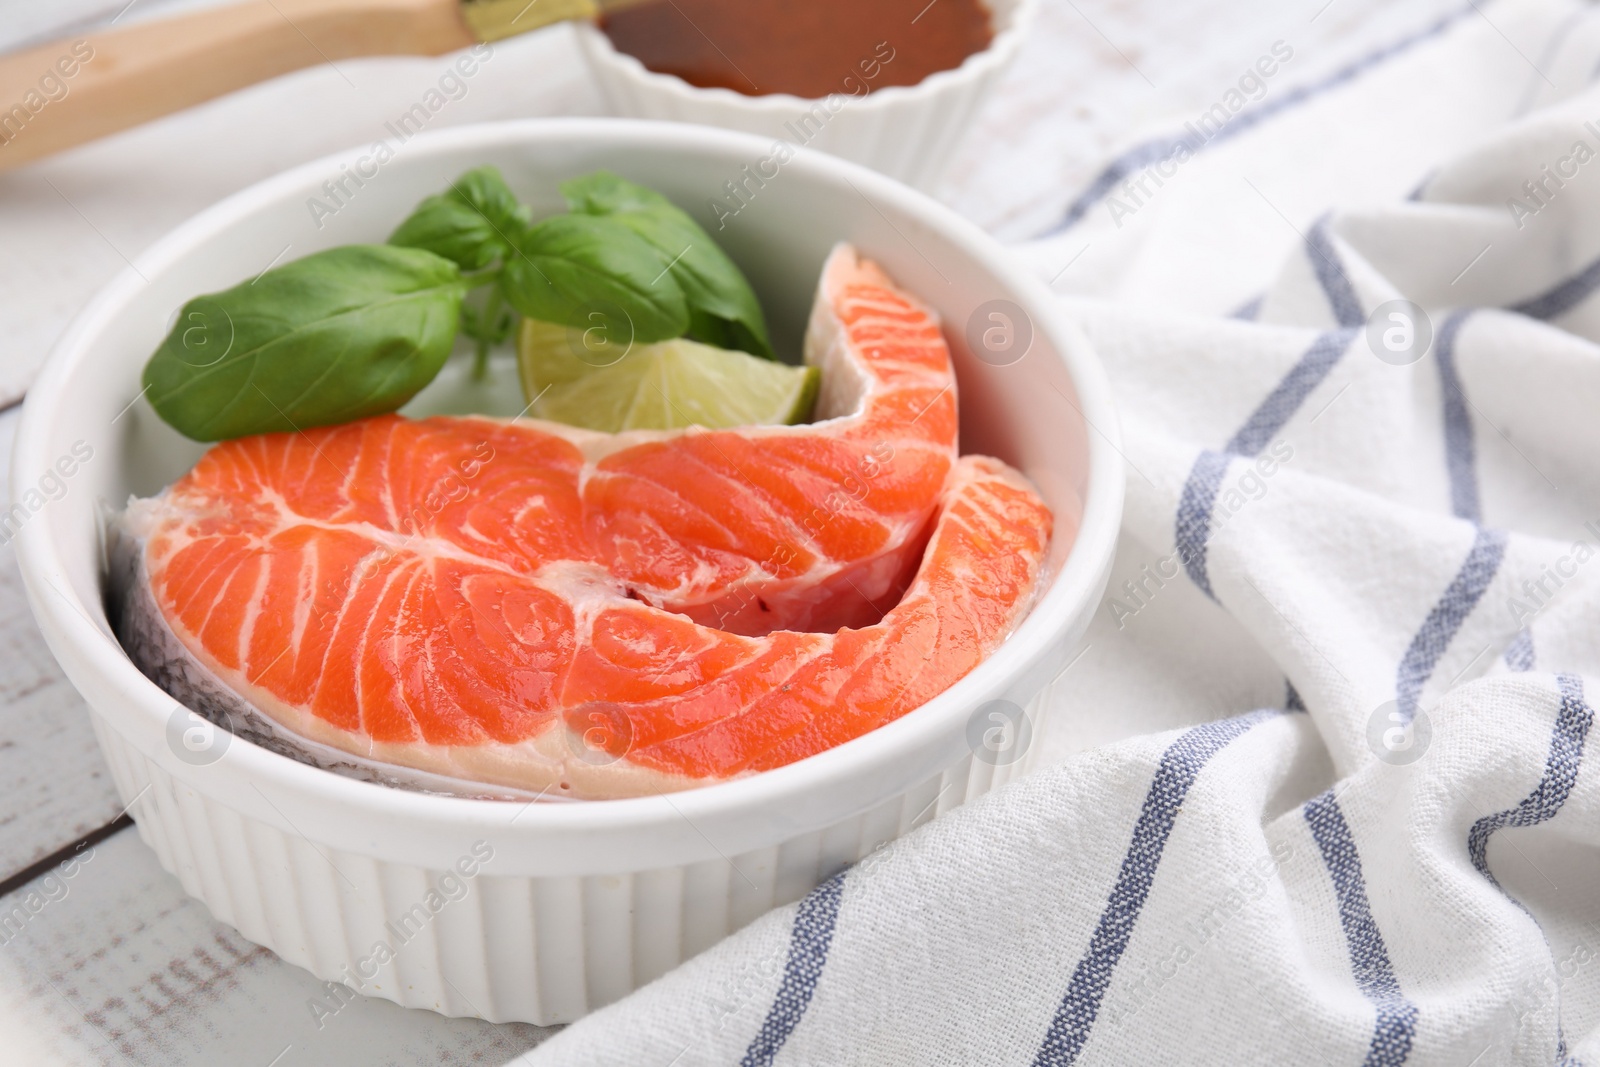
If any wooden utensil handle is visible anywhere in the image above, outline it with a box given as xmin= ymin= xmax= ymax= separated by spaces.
xmin=0 ymin=0 xmax=477 ymax=172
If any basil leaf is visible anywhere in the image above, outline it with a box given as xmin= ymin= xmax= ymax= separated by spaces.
xmin=143 ymin=245 xmax=466 ymax=442
xmin=389 ymin=165 xmax=527 ymax=271
xmin=562 ymin=171 xmax=774 ymax=359
xmin=501 ymin=214 xmax=689 ymax=343
xmin=561 ymin=170 xmax=668 ymax=216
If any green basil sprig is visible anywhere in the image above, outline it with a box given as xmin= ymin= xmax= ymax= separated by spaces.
xmin=143 ymin=245 xmax=466 ymax=442
xmin=392 ymin=166 xmax=695 ymax=351
xmin=562 ymin=172 xmax=774 ymax=359
xmin=388 ymin=165 xmax=528 ymax=271
xmin=389 ymin=166 xmax=525 ymax=374
xmin=143 ymin=166 xmax=774 ymax=442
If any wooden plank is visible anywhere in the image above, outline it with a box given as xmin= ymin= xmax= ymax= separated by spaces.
xmin=0 ymin=406 xmax=128 ymax=876
xmin=0 ymin=829 xmax=557 ymax=1065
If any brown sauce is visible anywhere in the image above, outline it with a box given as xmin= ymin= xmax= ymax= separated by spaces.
xmin=599 ymin=0 xmax=995 ymax=99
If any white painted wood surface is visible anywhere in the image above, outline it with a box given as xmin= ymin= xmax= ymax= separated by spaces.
xmin=0 ymin=0 xmax=1473 ymax=1061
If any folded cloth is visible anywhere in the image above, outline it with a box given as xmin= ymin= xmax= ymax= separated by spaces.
xmin=532 ymin=6 xmax=1600 ymax=1064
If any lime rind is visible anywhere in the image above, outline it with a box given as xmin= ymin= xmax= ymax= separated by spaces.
xmin=519 ymin=319 xmax=818 ymax=433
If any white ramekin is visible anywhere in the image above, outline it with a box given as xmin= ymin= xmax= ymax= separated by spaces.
xmin=574 ymin=0 xmax=1036 ymax=190
xmin=13 ymin=119 xmax=1121 ymax=1025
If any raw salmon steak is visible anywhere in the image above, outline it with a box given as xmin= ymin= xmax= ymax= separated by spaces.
xmin=114 ymin=245 xmax=1056 ymax=799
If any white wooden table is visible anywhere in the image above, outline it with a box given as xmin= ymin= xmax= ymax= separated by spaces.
xmin=0 ymin=1 xmax=1463 ymax=1061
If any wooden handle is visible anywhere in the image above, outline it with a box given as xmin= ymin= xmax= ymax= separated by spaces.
xmin=0 ymin=0 xmax=478 ymax=172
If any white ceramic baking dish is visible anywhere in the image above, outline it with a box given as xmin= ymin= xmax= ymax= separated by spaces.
xmin=575 ymin=0 xmax=1036 ymax=190
xmin=12 ymin=119 xmax=1120 ymax=1025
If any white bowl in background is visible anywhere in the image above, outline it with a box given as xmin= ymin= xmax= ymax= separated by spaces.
xmin=12 ymin=118 xmax=1121 ymax=1025
xmin=575 ymin=0 xmax=1036 ymax=191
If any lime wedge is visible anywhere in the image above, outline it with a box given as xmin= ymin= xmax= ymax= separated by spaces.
xmin=518 ymin=318 xmax=818 ymax=433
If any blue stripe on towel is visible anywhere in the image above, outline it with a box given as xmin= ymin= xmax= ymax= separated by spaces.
xmin=1176 ymin=450 xmax=1230 ymax=599
xmin=1504 ymin=628 xmax=1536 ymax=672
xmin=1031 ymin=709 xmax=1282 ymax=1066
xmin=1226 ymin=328 xmax=1356 ymax=456
xmin=1465 ymin=675 xmax=1594 ymax=1066
xmin=1306 ymin=218 xmax=1366 ymax=328
xmin=1041 ymin=136 xmax=1195 ymax=236
xmin=1033 ymin=4 xmax=1478 ymax=238
xmin=1438 ymin=254 xmax=1600 ymax=525
xmin=1509 ymin=252 xmax=1600 ymax=322
xmin=1304 ymin=792 xmax=1419 ymax=1067
xmin=1231 ymin=294 xmax=1265 ymax=321
xmin=1467 ymin=674 xmax=1594 ymax=892
xmin=1174 ymin=329 xmax=1356 ymax=598
xmin=1433 ymin=310 xmax=1479 ymax=522
xmin=1393 ymin=527 xmax=1507 ymax=722
xmin=740 ymin=870 xmax=848 ymax=1067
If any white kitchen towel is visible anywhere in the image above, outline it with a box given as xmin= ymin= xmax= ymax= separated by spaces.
xmin=528 ymin=11 xmax=1600 ymax=1067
